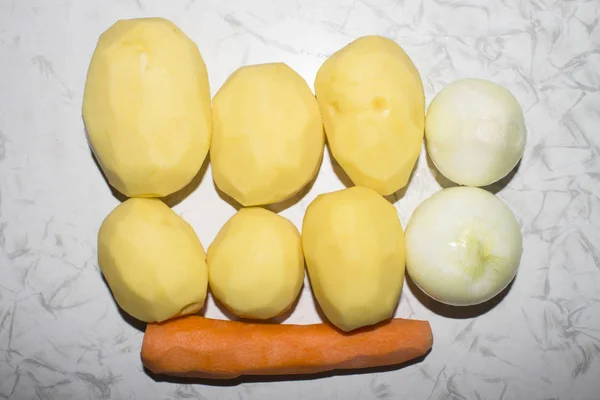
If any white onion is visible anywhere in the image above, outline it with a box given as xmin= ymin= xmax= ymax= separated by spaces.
xmin=405 ymin=187 xmax=522 ymax=306
xmin=425 ymin=78 xmax=527 ymax=187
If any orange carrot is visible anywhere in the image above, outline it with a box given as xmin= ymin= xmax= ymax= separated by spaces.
xmin=141 ymin=316 xmax=433 ymax=379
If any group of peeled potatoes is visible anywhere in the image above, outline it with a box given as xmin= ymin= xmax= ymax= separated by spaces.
xmin=84 ymin=17 xmax=526 ymax=333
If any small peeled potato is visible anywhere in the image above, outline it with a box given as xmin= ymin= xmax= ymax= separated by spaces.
xmin=83 ymin=18 xmax=211 ymax=197
xmin=315 ymin=35 xmax=425 ymax=195
xmin=207 ymin=207 xmax=305 ymax=319
xmin=98 ymin=198 xmax=208 ymax=322
xmin=302 ymin=186 xmax=405 ymax=332
xmin=211 ymin=63 xmax=325 ymax=206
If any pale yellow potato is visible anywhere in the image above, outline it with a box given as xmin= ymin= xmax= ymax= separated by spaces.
xmin=83 ymin=18 xmax=211 ymax=197
xmin=98 ymin=198 xmax=208 ymax=322
xmin=211 ymin=63 xmax=324 ymax=206
xmin=302 ymin=186 xmax=406 ymax=332
xmin=314 ymin=35 xmax=425 ymax=195
xmin=207 ymin=207 xmax=304 ymax=319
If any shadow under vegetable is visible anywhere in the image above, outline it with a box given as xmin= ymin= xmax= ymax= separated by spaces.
xmin=211 ymin=281 xmax=304 ymax=325
xmin=265 ymin=171 xmax=319 ymax=214
xmin=213 ymin=162 xmax=320 ymax=214
xmin=143 ymin=348 xmax=431 ymax=386
xmin=327 ymin=141 xmax=418 ymax=205
xmin=100 ymin=274 xmax=147 ymax=332
xmin=480 ymin=159 xmax=522 ymax=194
xmin=425 ymin=151 xmax=522 ymax=194
xmin=406 ymin=274 xmax=515 ymax=319
xmin=85 ymin=120 xmax=210 ymax=207
xmin=383 ymin=153 xmax=420 ymax=205
xmin=161 ymin=156 xmax=211 ymax=207
xmin=90 ymin=149 xmax=210 ymax=207
xmin=100 ymin=272 xmax=212 ymax=333
xmin=305 ymin=264 xmax=402 ymax=331
xmin=327 ymin=142 xmax=354 ymax=189
xmin=90 ymin=150 xmax=128 ymax=203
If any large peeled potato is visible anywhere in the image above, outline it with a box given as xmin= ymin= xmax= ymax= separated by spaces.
xmin=207 ymin=207 xmax=304 ymax=319
xmin=302 ymin=186 xmax=405 ymax=332
xmin=211 ymin=63 xmax=324 ymax=206
xmin=98 ymin=198 xmax=208 ymax=322
xmin=314 ymin=36 xmax=425 ymax=195
xmin=83 ymin=18 xmax=211 ymax=197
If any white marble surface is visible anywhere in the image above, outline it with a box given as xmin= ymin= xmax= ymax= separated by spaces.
xmin=1 ymin=0 xmax=599 ymax=399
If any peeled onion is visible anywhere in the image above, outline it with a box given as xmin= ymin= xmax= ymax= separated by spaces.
xmin=425 ymin=78 xmax=526 ymax=187
xmin=405 ymin=187 xmax=522 ymax=306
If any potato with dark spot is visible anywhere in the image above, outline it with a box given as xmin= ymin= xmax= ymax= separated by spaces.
xmin=315 ymin=36 xmax=425 ymax=195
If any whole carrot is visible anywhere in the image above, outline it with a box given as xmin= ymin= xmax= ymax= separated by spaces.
xmin=141 ymin=316 xmax=433 ymax=379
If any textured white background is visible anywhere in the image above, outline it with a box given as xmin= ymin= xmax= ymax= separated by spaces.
xmin=1 ymin=0 xmax=600 ymax=399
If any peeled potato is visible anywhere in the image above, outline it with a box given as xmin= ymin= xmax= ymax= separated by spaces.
xmin=302 ymin=186 xmax=405 ymax=332
xmin=98 ymin=198 xmax=208 ymax=322
xmin=211 ymin=63 xmax=324 ymax=206
xmin=315 ymin=35 xmax=425 ymax=195
xmin=207 ymin=207 xmax=304 ymax=319
xmin=83 ymin=18 xmax=211 ymax=197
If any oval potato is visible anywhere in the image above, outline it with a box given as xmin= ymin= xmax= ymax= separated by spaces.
xmin=302 ymin=186 xmax=406 ymax=332
xmin=208 ymin=207 xmax=305 ymax=320
xmin=98 ymin=198 xmax=208 ymax=322
xmin=315 ymin=36 xmax=425 ymax=195
xmin=83 ymin=18 xmax=211 ymax=197
xmin=211 ymin=63 xmax=324 ymax=206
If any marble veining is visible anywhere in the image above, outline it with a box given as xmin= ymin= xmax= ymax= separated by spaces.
xmin=1 ymin=0 xmax=599 ymax=399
